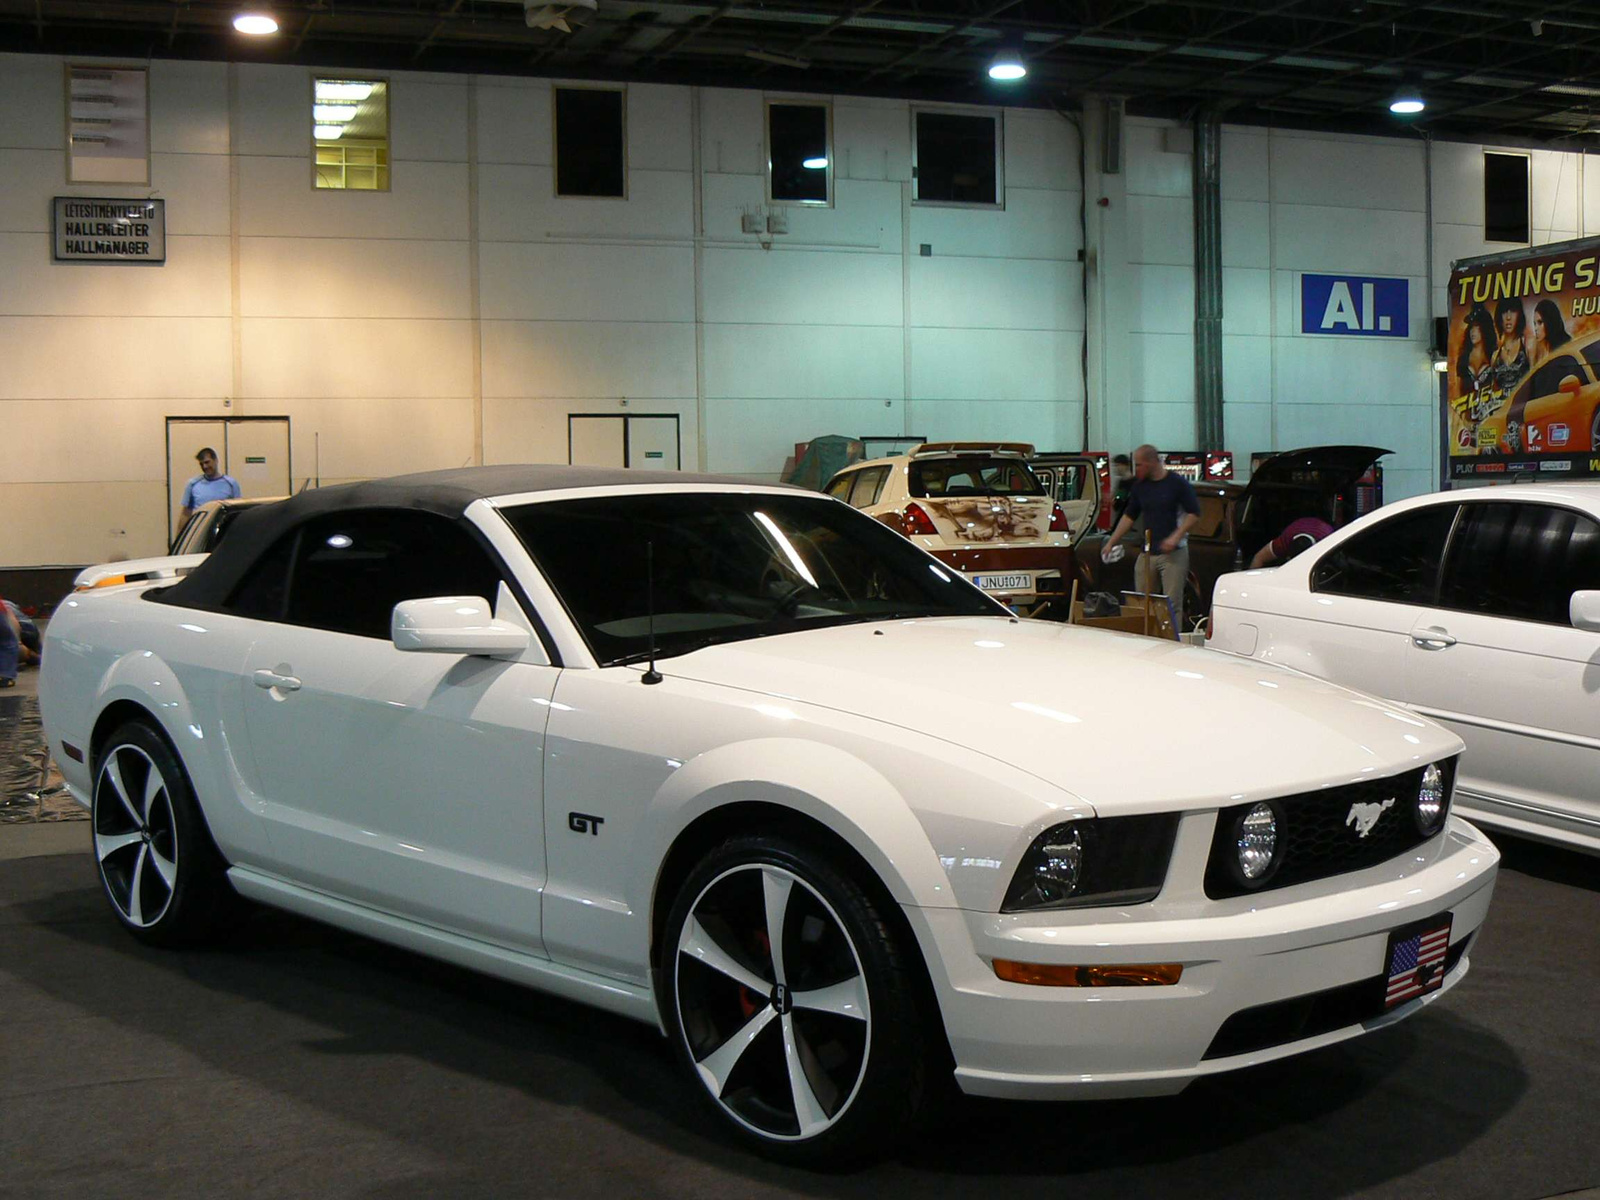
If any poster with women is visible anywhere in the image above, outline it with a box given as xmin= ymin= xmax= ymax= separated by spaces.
xmin=1446 ymin=237 xmax=1600 ymax=481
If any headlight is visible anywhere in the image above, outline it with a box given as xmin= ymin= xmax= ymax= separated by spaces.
xmin=1415 ymin=761 xmax=1448 ymax=835
xmin=1001 ymin=814 xmax=1178 ymax=912
xmin=1235 ymin=802 xmax=1280 ymax=883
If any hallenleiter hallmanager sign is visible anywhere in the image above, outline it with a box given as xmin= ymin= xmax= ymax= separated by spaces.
xmin=52 ymin=197 xmax=166 ymax=264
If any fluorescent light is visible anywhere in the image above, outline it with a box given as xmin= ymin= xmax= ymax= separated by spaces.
xmin=745 ymin=48 xmax=811 ymax=69
xmin=802 ymin=156 xmax=828 ymax=169
xmin=313 ymin=104 xmax=358 ymax=123
xmin=989 ymin=61 xmax=1027 ymax=81
xmin=317 ymin=80 xmax=374 ymax=101
xmin=1432 ymin=358 xmax=1448 ymax=372
xmin=314 ymin=124 xmax=345 ymax=140
xmin=233 ymin=12 xmax=278 ymax=35
xmin=1390 ymin=84 xmax=1425 ymax=114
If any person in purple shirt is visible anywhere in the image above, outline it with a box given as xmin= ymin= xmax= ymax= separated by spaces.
xmin=1250 ymin=516 xmax=1335 ymax=568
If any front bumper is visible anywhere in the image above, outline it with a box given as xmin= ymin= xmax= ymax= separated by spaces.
xmin=906 ymin=814 xmax=1499 ymax=1099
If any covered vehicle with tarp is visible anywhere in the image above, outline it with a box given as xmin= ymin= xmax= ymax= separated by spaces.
xmin=783 ymin=434 xmax=864 ymax=490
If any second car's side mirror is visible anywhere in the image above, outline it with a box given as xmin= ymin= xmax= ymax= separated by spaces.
xmin=1570 ymin=590 xmax=1600 ymax=633
xmin=391 ymin=596 xmax=530 ymax=658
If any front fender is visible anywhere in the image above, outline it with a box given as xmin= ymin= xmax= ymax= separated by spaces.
xmin=641 ymin=737 xmax=958 ymax=913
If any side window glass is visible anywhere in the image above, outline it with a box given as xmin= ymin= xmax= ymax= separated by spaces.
xmin=824 ymin=474 xmax=855 ymax=501
xmin=287 ymin=511 xmax=504 ymax=639
xmin=848 ymin=467 xmax=887 ymax=508
xmin=1312 ymin=506 xmax=1457 ymax=604
xmin=225 ymin=530 xmax=298 ymax=622
xmin=1439 ymin=502 xmax=1600 ymax=623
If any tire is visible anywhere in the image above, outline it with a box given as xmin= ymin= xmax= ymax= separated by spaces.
xmin=659 ymin=833 xmax=931 ymax=1166
xmin=1590 ymin=406 xmax=1600 ymax=452
xmin=91 ymin=720 xmax=234 ymax=948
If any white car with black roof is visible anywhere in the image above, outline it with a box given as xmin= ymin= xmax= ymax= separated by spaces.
xmin=41 ymin=465 xmax=1498 ymax=1164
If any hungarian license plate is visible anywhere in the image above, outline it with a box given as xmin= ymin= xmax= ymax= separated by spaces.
xmin=973 ymin=573 xmax=1031 ymax=592
xmin=1384 ymin=912 xmax=1452 ymax=1009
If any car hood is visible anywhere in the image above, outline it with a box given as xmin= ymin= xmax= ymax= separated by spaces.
xmin=661 ymin=617 xmax=1459 ymax=814
xmin=1244 ymin=445 xmax=1391 ymax=497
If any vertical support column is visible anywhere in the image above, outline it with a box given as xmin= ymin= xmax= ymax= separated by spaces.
xmin=227 ymin=63 xmax=242 ymax=416
xmin=1083 ymin=95 xmax=1133 ymax=457
xmin=1193 ymin=108 xmax=1224 ymax=451
xmin=691 ymin=86 xmax=708 ymax=472
xmin=468 ymin=76 xmax=483 ymax=466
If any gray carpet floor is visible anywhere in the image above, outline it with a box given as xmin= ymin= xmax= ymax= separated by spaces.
xmin=1 ymin=837 xmax=1596 ymax=1200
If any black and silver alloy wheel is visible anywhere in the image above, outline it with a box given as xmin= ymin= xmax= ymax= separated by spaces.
xmin=662 ymin=835 xmax=930 ymax=1164
xmin=94 ymin=742 xmax=180 ymax=928
xmin=91 ymin=720 xmax=234 ymax=947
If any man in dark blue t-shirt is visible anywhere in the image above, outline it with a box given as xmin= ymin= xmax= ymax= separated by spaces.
xmin=1100 ymin=444 xmax=1200 ymax=631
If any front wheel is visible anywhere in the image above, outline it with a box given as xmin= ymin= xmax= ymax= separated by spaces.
xmin=92 ymin=720 xmax=234 ymax=947
xmin=660 ymin=834 xmax=931 ymax=1165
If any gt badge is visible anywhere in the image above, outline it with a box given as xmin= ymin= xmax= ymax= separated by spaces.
xmin=568 ymin=812 xmax=605 ymax=835
xmin=1345 ymin=797 xmax=1395 ymax=839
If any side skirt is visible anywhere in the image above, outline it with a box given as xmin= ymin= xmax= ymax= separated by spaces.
xmin=227 ymin=866 xmax=661 ymax=1028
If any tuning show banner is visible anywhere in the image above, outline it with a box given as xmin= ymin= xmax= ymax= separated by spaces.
xmin=1447 ymin=239 xmax=1600 ymax=480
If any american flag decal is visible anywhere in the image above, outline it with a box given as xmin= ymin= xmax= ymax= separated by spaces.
xmin=1385 ymin=916 xmax=1453 ymax=1009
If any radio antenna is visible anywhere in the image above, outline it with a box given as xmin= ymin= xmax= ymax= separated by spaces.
xmin=642 ymin=539 xmax=663 ymax=685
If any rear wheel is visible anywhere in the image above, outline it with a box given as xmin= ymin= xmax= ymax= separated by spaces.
xmin=1589 ymin=407 xmax=1600 ymax=451
xmin=661 ymin=834 xmax=930 ymax=1165
xmin=92 ymin=720 xmax=233 ymax=947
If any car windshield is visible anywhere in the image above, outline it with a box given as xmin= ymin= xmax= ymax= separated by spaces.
xmin=500 ymin=492 xmax=1001 ymax=666
xmin=909 ymin=457 xmax=1045 ymax=498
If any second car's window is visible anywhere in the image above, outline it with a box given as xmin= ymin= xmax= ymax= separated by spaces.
xmin=1311 ymin=505 xmax=1458 ymax=604
xmin=847 ymin=466 xmax=889 ymax=508
xmin=1437 ymin=502 xmax=1600 ymax=624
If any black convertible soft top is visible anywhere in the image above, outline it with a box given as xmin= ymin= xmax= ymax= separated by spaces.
xmin=160 ymin=463 xmax=788 ymax=609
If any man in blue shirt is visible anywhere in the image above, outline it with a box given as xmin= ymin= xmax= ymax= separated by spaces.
xmin=179 ymin=447 xmax=241 ymax=522
xmin=1101 ymin=443 xmax=1201 ymax=631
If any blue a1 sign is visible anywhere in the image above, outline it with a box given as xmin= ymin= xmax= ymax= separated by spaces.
xmin=1301 ymin=274 xmax=1410 ymax=337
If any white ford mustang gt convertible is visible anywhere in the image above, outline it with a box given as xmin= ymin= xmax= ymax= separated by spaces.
xmin=41 ymin=466 xmax=1499 ymax=1163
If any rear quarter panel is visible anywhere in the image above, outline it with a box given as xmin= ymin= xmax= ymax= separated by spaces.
xmin=41 ymin=587 xmax=270 ymax=863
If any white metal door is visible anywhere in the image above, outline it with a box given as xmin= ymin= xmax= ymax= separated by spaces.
xmin=626 ymin=416 xmax=680 ymax=471
xmin=227 ymin=419 xmax=292 ymax=501
xmin=569 ymin=416 xmax=626 ymax=468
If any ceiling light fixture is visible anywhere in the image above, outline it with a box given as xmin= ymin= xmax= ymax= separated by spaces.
xmin=802 ymin=156 xmax=828 ymax=169
xmin=313 ymin=104 xmax=358 ymax=123
xmin=313 ymin=124 xmax=345 ymax=140
xmin=745 ymin=48 xmax=812 ymax=70
xmin=233 ymin=12 xmax=278 ymax=35
xmin=1389 ymin=83 xmax=1425 ymax=114
xmin=315 ymin=80 xmax=374 ymax=102
xmin=988 ymin=46 xmax=1027 ymax=81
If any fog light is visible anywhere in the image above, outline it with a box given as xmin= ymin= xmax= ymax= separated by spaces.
xmin=1235 ymin=801 xmax=1280 ymax=885
xmin=1416 ymin=762 xmax=1447 ymax=834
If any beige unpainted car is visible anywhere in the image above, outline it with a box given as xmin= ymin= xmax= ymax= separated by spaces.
xmin=823 ymin=442 xmax=1087 ymax=616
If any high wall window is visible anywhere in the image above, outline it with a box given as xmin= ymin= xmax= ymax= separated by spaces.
xmin=313 ymin=77 xmax=388 ymax=190
xmin=1484 ymin=151 xmax=1530 ymax=243
xmin=767 ymin=100 xmax=831 ymax=205
xmin=913 ymin=108 xmax=1002 ymax=207
xmin=555 ymin=86 xmax=626 ymax=198
xmin=66 ymin=65 xmax=149 ymax=185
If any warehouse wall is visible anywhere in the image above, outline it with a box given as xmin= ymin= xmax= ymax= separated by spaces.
xmin=0 ymin=53 xmax=1083 ymax=566
xmin=3 ymin=47 xmax=1597 ymax=567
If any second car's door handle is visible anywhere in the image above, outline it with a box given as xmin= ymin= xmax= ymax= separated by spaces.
xmin=253 ymin=668 xmax=302 ymax=691
xmin=1411 ymin=628 xmax=1457 ymax=650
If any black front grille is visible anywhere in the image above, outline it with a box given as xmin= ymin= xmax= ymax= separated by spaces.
xmin=1203 ymin=935 xmax=1471 ymax=1060
xmin=1204 ymin=758 xmax=1456 ymax=899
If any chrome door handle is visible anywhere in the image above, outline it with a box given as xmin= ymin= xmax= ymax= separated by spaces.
xmin=1411 ymin=629 xmax=1457 ymax=650
xmin=253 ymin=668 xmax=302 ymax=691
